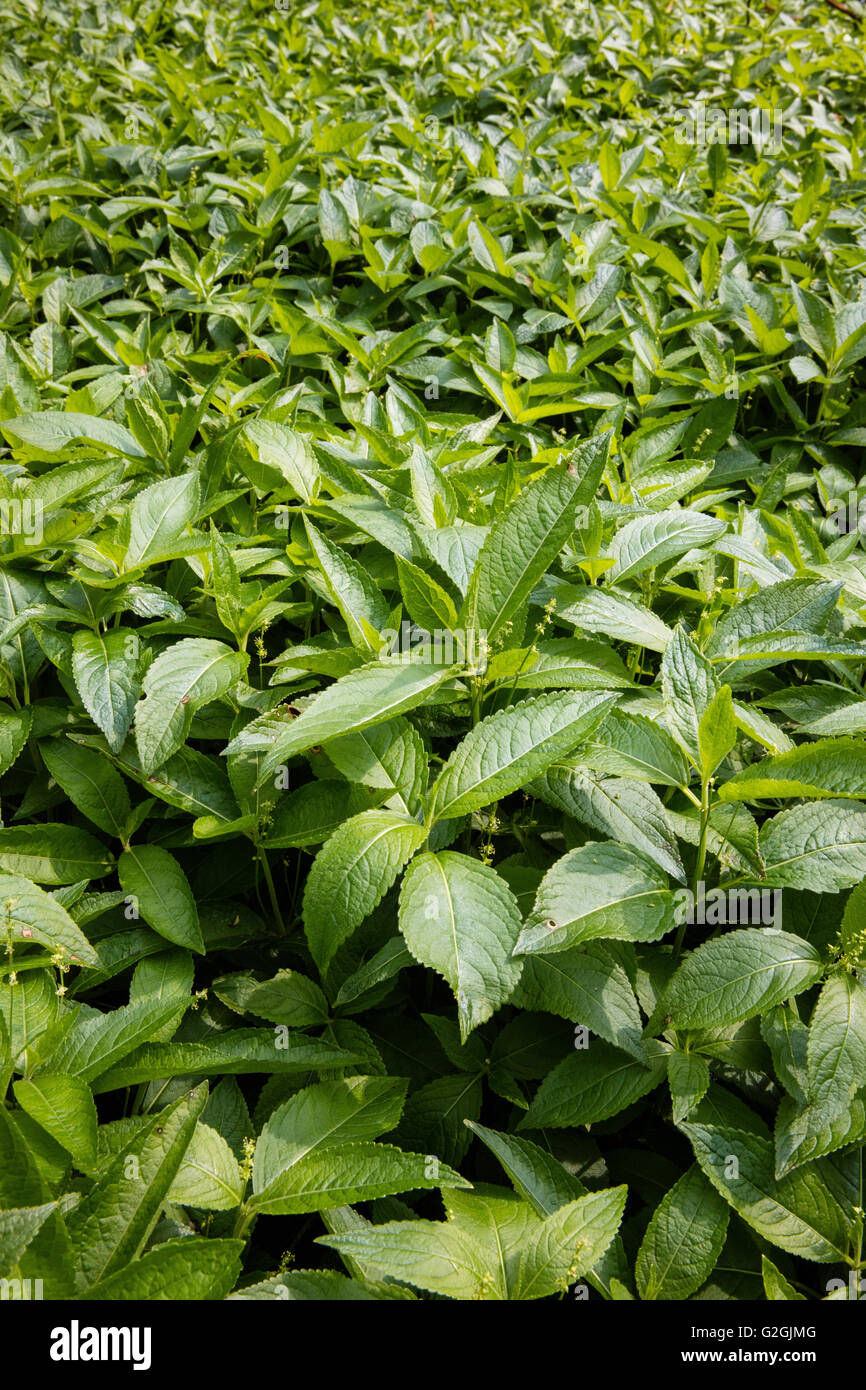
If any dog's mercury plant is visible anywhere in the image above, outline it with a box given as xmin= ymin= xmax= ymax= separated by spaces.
xmin=0 ymin=0 xmax=864 ymax=1304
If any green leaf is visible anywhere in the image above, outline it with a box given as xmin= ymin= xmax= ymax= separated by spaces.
xmin=513 ymin=943 xmax=646 ymax=1059
xmin=248 ymin=1140 xmax=467 ymax=1216
xmin=399 ymin=851 xmax=523 ymax=1039
xmin=118 ymin=844 xmax=204 ymax=953
xmin=520 ymin=1042 xmax=665 ymax=1129
xmin=40 ymin=737 xmax=131 ymax=838
xmin=394 ymin=553 xmax=459 ymax=633
xmin=461 ymin=433 xmax=611 ymax=643
xmin=0 ymin=709 xmax=32 ymax=777
xmin=0 ymin=872 xmax=101 ymax=967
xmin=81 ymin=1236 xmax=244 ymax=1301
xmin=667 ymin=1052 xmax=710 ymax=1124
xmin=134 ymin=638 xmax=247 ymax=773
xmin=431 ymin=691 xmax=617 ymax=821
xmin=227 ymin=659 xmax=456 ymax=792
xmin=13 ymin=1074 xmax=97 ymax=1168
xmin=759 ymin=801 xmax=866 ymax=892
xmin=89 ymin=1029 xmax=362 ymax=1093
xmin=586 ymin=709 xmax=690 ymax=787
xmin=556 ymin=586 xmax=673 ymax=653
xmin=762 ymin=1255 xmax=806 ymax=1301
xmin=66 ymin=1085 xmax=207 ymax=1289
xmin=681 ymin=1122 xmax=851 ymax=1263
xmin=167 ymin=1122 xmax=244 ymax=1210
xmin=720 ymin=739 xmax=866 ymax=803
xmin=122 ymin=473 xmax=201 ymax=569
xmin=513 ymin=1187 xmax=627 ymax=1299
xmin=71 ymin=629 xmax=142 ymax=753
xmin=698 ymin=685 xmax=736 ymax=780
xmin=0 ymin=410 xmax=147 ymax=458
xmin=46 ymin=999 xmax=189 ymax=1083
xmin=661 ymin=626 xmax=720 ymax=766
xmin=305 ymin=518 xmax=390 ymax=653
xmin=635 ymin=1165 xmax=729 ymax=1300
xmin=324 ymin=716 xmax=427 ymax=817
xmin=657 ymin=929 xmax=823 ymax=1031
xmin=529 ymin=766 xmax=685 ymax=882
xmin=515 ymin=842 xmax=676 ymax=955
xmin=253 ymin=1076 xmax=407 ymax=1187
xmin=805 ymin=972 xmax=866 ymax=1125
xmin=0 ymin=1201 xmax=58 ymax=1277
xmin=608 ymin=510 xmax=726 ymax=583
xmin=303 ymin=810 xmax=427 ymax=972
xmin=242 ymin=419 xmax=319 ymax=501
xmin=214 ymin=969 xmax=328 ymax=1027
xmin=0 ymin=824 xmax=113 ymax=884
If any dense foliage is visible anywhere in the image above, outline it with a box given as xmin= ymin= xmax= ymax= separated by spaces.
xmin=1 ymin=0 xmax=866 ymax=1303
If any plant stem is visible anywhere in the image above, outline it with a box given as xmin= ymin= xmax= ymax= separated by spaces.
xmin=674 ymin=779 xmax=710 ymax=960
xmin=257 ymin=845 xmax=287 ymax=935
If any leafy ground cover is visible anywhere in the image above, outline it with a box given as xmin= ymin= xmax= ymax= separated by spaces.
xmin=1 ymin=0 xmax=866 ymax=1303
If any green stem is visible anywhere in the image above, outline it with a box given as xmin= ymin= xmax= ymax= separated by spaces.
xmin=257 ymin=845 xmax=287 ymax=935
xmin=674 ymin=779 xmax=710 ymax=960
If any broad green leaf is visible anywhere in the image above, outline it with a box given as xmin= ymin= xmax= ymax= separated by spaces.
xmin=0 ymin=1201 xmax=57 ymax=1277
xmin=0 ymin=873 xmax=100 ymax=967
xmin=305 ymin=518 xmax=390 ymax=653
xmin=324 ymin=716 xmax=427 ymax=817
xmin=248 ymin=1141 xmax=467 ymax=1216
xmin=0 ymin=824 xmax=113 ymax=884
xmin=720 ymin=739 xmax=866 ymax=803
xmin=253 ymin=1076 xmax=407 ymax=1188
xmin=71 ymin=629 xmax=142 ymax=753
xmin=667 ymin=1052 xmax=711 ymax=1124
xmin=635 ymin=1165 xmax=729 ymax=1300
xmin=13 ymin=1074 xmax=97 ymax=1168
xmin=431 ymin=690 xmax=617 ymax=821
xmin=461 ymin=433 xmax=611 ymax=642
xmin=513 ymin=1187 xmax=627 ymax=1299
xmin=243 ymin=418 xmax=319 ymax=502
xmin=762 ymin=1255 xmax=806 ymax=1301
xmin=118 ymin=844 xmax=204 ymax=953
xmin=0 ymin=411 xmax=147 ymax=458
xmin=89 ymin=1029 xmax=362 ymax=1093
xmin=520 ymin=1042 xmax=665 ymax=1129
xmin=556 ymin=586 xmax=674 ymax=653
xmin=167 ymin=1122 xmax=244 ymax=1210
xmin=805 ymin=973 xmax=866 ymax=1125
xmin=259 ymin=780 xmax=384 ymax=848
xmin=227 ymin=659 xmax=457 ymax=792
xmin=513 ymin=943 xmax=646 ymax=1059
xmin=661 ymin=626 xmax=720 ymax=766
xmin=698 ymin=685 xmax=736 ymax=780
xmin=657 ymin=930 xmax=823 ymax=1031
xmin=40 ymin=737 xmax=131 ymax=838
xmin=394 ymin=553 xmax=459 ymax=633
xmin=586 ymin=709 xmax=689 ymax=787
xmin=515 ymin=842 xmax=676 ymax=955
xmin=303 ymin=810 xmax=427 ymax=971
xmin=122 ymin=473 xmax=201 ymax=569
xmin=0 ymin=709 xmax=32 ymax=776
xmin=759 ymin=801 xmax=866 ymax=892
xmin=134 ymin=638 xmax=247 ymax=773
xmin=214 ymin=969 xmax=328 ymax=1027
xmin=681 ymin=1122 xmax=851 ymax=1263
xmin=46 ymin=998 xmax=189 ymax=1083
xmin=608 ymin=510 xmax=726 ymax=583
xmin=399 ymin=851 xmax=523 ymax=1039
xmin=81 ymin=1236 xmax=243 ymax=1301
xmin=529 ymin=766 xmax=685 ymax=882
xmin=66 ymin=1086 xmax=207 ymax=1289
